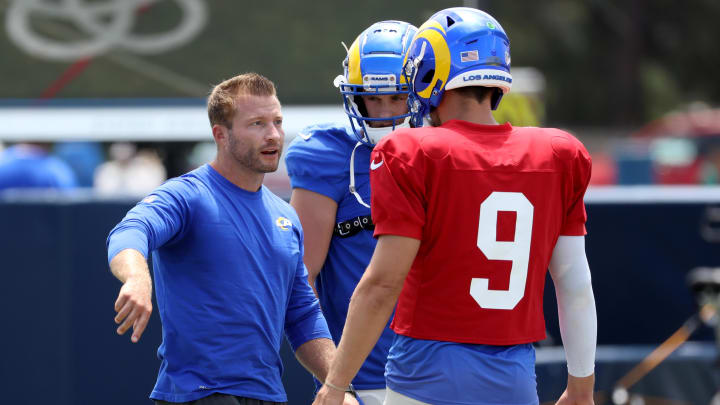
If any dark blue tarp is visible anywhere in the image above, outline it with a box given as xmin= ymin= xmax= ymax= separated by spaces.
xmin=1 ymin=193 xmax=718 ymax=404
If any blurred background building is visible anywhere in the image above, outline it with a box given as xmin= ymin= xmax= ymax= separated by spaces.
xmin=2 ymin=0 xmax=720 ymax=197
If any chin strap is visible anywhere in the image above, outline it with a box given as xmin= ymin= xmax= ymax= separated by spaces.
xmin=348 ymin=141 xmax=371 ymax=208
xmin=364 ymin=117 xmax=411 ymax=144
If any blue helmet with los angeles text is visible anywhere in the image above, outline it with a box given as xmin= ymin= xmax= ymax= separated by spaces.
xmin=334 ymin=20 xmax=418 ymax=146
xmin=403 ymin=8 xmax=512 ymax=127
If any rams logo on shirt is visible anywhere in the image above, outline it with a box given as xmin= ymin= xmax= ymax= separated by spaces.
xmin=276 ymin=217 xmax=292 ymax=231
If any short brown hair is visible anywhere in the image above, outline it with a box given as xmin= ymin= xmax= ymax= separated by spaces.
xmin=207 ymin=73 xmax=277 ymax=128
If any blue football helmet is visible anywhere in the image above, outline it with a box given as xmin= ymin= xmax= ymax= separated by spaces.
xmin=403 ymin=8 xmax=512 ymax=127
xmin=334 ymin=20 xmax=418 ymax=146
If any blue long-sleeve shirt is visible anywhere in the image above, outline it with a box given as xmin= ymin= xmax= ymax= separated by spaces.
xmin=107 ymin=164 xmax=330 ymax=403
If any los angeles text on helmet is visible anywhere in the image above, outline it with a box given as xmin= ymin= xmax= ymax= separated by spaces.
xmin=463 ymin=74 xmax=512 ymax=83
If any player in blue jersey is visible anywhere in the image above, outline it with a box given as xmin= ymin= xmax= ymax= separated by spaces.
xmin=107 ymin=73 xmax=358 ymax=405
xmin=284 ymin=21 xmax=417 ymax=405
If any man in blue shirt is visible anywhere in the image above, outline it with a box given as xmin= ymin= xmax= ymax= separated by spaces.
xmin=285 ymin=21 xmax=417 ymax=405
xmin=0 ymin=142 xmax=77 ymax=190
xmin=107 ymin=73 xmax=358 ymax=405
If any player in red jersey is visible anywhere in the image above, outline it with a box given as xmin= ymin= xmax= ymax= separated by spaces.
xmin=313 ymin=7 xmax=597 ymax=405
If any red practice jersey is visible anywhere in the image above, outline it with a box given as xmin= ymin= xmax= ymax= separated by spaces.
xmin=370 ymin=120 xmax=592 ymax=345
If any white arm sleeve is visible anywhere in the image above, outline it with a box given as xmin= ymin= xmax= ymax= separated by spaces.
xmin=548 ymin=235 xmax=597 ymax=377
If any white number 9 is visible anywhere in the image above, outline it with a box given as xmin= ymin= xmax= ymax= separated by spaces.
xmin=470 ymin=191 xmax=534 ymax=310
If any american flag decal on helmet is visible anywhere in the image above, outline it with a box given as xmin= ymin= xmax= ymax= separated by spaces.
xmin=460 ymin=50 xmax=479 ymax=62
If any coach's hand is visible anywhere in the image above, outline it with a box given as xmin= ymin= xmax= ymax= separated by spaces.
xmin=110 ymin=249 xmax=153 ymax=343
xmin=312 ymin=385 xmax=359 ymax=405
xmin=556 ymin=373 xmax=595 ymax=405
xmin=343 ymin=392 xmax=359 ymax=405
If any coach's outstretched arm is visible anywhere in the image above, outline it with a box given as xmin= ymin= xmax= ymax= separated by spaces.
xmin=106 ymin=185 xmax=189 ymax=344
xmin=109 ymin=248 xmax=153 ymax=343
xmin=549 ymin=235 xmax=597 ymax=405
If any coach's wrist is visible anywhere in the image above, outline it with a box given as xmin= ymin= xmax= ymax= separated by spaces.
xmin=324 ymin=381 xmax=357 ymax=397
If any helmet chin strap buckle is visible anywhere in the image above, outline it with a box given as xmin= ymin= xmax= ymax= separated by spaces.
xmin=411 ymin=99 xmax=421 ymax=113
xmin=404 ymin=60 xmax=415 ymax=78
xmin=333 ymin=75 xmax=347 ymax=88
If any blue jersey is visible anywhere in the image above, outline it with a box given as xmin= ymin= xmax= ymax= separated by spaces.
xmin=386 ymin=335 xmax=538 ymax=405
xmin=0 ymin=145 xmax=77 ymax=190
xmin=285 ymin=123 xmax=394 ymax=390
xmin=107 ymin=164 xmax=330 ymax=403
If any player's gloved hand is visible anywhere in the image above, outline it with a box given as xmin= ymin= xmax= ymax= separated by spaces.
xmin=556 ymin=373 xmax=595 ymax=405
xmin=114 ymin=271 xmax=153 ymax=343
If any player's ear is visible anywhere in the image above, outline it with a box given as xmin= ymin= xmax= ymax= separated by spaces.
xmin=211 ymin=124 xmax=228 ymax=146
